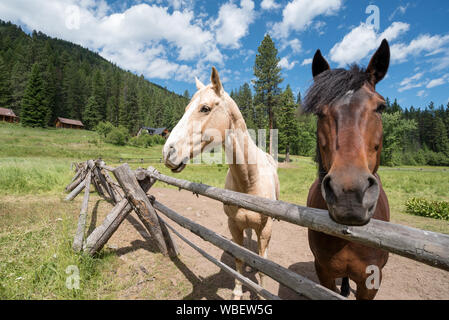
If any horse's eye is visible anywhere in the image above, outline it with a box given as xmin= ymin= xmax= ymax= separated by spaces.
xmin=376 ymin=104 xmax=386 ymax=113
xmin=200 ymin=105 xmax=211 ymax=113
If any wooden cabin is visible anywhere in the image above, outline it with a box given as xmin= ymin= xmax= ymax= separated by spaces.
xmin=0 ymin=107 xmax=19 ymax=123
xmin=137 ymin=127 xmax=169 ymax=138
xmin=55 ymin=117 xmax=84 ymax=129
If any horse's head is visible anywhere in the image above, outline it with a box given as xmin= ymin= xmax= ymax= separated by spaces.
xmin=305 ymin=39 xmax=390 ymax=226
xmin=163 ymin=67 xmax=237 ymax=172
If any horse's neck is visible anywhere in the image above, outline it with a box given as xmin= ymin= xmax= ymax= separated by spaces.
xmin=225 ymin=118 xmax=261 ymax=193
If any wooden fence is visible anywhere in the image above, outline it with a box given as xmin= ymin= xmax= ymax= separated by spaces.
xmin=65 ymin=159 xmax=449 ymax=300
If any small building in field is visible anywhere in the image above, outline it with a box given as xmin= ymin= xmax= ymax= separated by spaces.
xmin=55 ymin=117 xmax=84 ymax=129
xmin=137 ymin=127 xmax=169 ymax=138
xmin=0 ymin=107 xmax=19 ymax=123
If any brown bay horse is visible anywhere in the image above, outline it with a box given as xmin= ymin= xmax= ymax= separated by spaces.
xmin=303 ymin=39 xmax=391 ymax=299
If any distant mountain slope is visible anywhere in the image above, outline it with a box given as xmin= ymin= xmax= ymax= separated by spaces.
xmin=0 ymin=20 xmax=188 ymax=132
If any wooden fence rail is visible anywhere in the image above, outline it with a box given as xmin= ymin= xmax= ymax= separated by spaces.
xmin=65 ymin=159 xmax=449 ymax=300
xmin=143 ymin=168 xmax=449 ymax=272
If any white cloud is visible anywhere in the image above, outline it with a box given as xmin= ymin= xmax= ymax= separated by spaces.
xmin=426 ymin=78 xmax=445 ymax=88
xmin=400 ymin=72 xmax=424 ymax=87
xmin=417 ymin=90 xmax=427 ymax=97
xmin=278 ymin=57 xmax=298 ymax=70
xmin=272 ymin=0 xmax=343 ymax=39
xmin=398 ymin=72 xmax=425 ymax=92
xmin=389 ymin=3 xmax=410 ymax=21
xmin=329 ymin=22 xmax=409 ymax=67
xmin=0 ymin=0 xmax=225 ymax=82
xmin=213 ymin=0 xmax=255 ymax=49
xmin=261 ymin=0 xmax=280 ymax=10
xmin=426 ymin=74 xmax=449 ymax=88
xmin=301 ymin=58 xmax=313 ymax=66
xmin=280 ymin=38 xmax=302 ymax=53
xmin=391 ymin=34 xmax=449 ymax=63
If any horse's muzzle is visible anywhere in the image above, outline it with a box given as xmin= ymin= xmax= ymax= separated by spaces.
xmin=321 ymin=172 xmax=380 ymax=226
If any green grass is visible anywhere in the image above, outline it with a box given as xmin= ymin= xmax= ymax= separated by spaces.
xmin=0 ymin=122 xmax=163 ymax=161
xmin=0 ymin=196 xmax=120 ymax=299
xmin=1 ymin=122 xmax=449 ymax=298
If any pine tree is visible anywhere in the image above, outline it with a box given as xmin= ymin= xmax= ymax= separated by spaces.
xmin=119 ymin=80 xmax=139 ymax=134
xmin=0 ymin=56 xmax=12 ymax=108
xmin=83 ymin=95 xmax=100 ymax=130
xmin=277 ymin=85 xmax=298 ymax=162
xmin=238 ymin=83 xmax=254 ymax=129
xmin=296 ymin=90 xmax=302 ymax=108
xmin=20 ymin=63 xmax=50 ymax=127
xmin=253 ymin=34 xmax=283 ymax=154
xmin=9 ymin=61 xmax=29 ymax=115
xmin=92 ymin=70 xmax=106 ymax=121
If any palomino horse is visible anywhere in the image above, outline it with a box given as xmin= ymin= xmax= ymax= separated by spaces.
xmin=163 ymin=67 xmax=279 ymax=299
xmin=303 ymin=39 xmax=391 ymax=299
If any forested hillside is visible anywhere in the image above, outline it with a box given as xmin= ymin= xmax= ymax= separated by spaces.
xmin=0 ymin=20 xmax=188 ymax=133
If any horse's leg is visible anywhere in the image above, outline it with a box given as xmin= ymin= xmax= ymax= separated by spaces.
xmin=228 ymin=218 xmax=245 ymax=300
xmin=244 ymin=228 xmax=253 ymax=251
xmin=314 ymin=260 xmax=337 ymax=292
xmin=244 ymin=228 xmax=254 ymax=272
xmin=256 ymin=219 xmax=272 ymax=299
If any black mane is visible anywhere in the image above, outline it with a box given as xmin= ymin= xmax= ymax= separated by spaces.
xmin=303 ymin=65 xmax=370 ymax=114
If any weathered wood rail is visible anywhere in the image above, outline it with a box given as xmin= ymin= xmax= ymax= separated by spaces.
xmin=65 ymin=159 xmax=449 ymax=300
xmin=140 ymin=169 xmax=449 ymax=272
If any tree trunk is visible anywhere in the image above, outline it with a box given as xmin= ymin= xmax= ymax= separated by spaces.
xmin=285 ymin=144 xmax=290 ymax=163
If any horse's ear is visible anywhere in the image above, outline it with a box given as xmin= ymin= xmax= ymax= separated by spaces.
xmin=366 ymin=39 xmax=390 ymax=85
xmin=195 ymin=77 xmax=205 ymax=90
xmin=210 ymin=66 xmax=223 ymax=96
xmin=312 ymin=49 xmax=330 ymax=78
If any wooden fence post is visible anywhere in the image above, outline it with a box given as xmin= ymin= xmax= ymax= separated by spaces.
xmin=73 ymin=171 xmax=92 ymax=252
xmin=113 ymin=163 xmax=172 ymax=256
xmin=83 ymin=177 xmax=154 ymax=255
xmin=93 ymin=160 xmax=117 ymax=203
xmin=65 ymin=176 xmax=87 ymax=201
xmin=65 ymin=167 xmax=87 ymax=192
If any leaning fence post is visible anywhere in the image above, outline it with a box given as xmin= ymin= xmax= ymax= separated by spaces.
xmin=113 ymin=163 xmax=171 ymax=256
xmin=65 ymin=176 xmax=87 ymax=201
xmin=83 ymin=176 xmax=155 ymax=255
xmin=73 ymin=170 xmax=92 ymax=252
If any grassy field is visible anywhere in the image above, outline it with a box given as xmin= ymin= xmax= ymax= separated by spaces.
xmin=1 ymin=122 xmax=448 ymax=299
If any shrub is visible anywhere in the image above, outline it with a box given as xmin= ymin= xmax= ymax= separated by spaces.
xmin=405 ymin=197 xmax=449 ymax=221
xmin=151 ymin=134 xmax=166 ymax=145
xmin=105 ymin=126 xmax=128 ymax=146
xmin=128 ymin=134 xmax=154 ymax=148
xmin=95 ymin=121 xmax=115 ymax=138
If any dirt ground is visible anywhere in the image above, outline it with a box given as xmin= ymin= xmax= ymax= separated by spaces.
xmin=99 ymin=187 xmax=449 ymax=300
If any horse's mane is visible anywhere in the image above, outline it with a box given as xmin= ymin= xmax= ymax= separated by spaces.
xmin=302 ymin=65 xmax=370 ymax=114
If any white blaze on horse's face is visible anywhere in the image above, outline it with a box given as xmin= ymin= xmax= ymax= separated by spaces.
xmin=163 ymin=67 xmax=229 ymax=173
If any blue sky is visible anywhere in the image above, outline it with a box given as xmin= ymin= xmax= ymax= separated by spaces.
xmin=1 ymin=0 xmax=449 ymax=108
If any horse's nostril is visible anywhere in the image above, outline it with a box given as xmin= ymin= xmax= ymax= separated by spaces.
xmin=367 ymin=176 xmax=376 ymax=189
xmin=168 ymin=145 xmax=176 ymax=156
xmin=322 ymin=175 xmax=337 ymax=204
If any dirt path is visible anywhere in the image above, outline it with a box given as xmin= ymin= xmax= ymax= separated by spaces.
xmin=101 ymin=187 xmax=449 ymax=300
